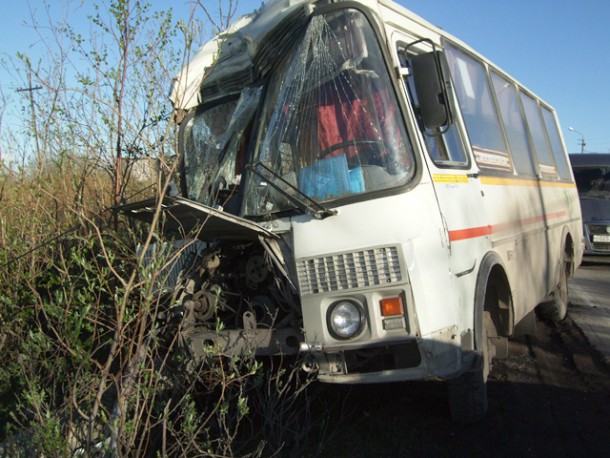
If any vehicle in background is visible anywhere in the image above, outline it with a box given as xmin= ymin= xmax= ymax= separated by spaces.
xmin=122 ymin=0 xmax=583 ymax=423
xmin=569 ymin=153 xmax=610 ymax=255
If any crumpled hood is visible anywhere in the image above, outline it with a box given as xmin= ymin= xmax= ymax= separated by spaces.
xmin=118 ymin=195 xmax=278 ymax=240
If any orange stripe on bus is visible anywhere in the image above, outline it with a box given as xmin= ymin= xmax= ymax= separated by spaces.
xmin=448 ymin=210 xmax=568 ymax=242
xmin=449 ymin=225 xmax=493 ymax=241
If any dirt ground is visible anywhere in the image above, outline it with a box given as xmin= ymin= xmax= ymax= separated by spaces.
xmin=310 ymin=315 xmax=610 ymax=457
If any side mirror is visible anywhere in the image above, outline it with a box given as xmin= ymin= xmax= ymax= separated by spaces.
xmin=409 ymin=50 xmax=453 ymax=130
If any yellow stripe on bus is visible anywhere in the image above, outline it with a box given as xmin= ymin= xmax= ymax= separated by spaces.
xmin=539 ymin=181 xmax=578 ymax=188
xmin=433 ymin=174 xmax=577 ymax=188
xmin=480 ymin=176 xmax=538 ymax=186
xmin=480 ymin=176 xmax=576 ymax=188
xmin=432 ymin=174 xmax=469 ymax=184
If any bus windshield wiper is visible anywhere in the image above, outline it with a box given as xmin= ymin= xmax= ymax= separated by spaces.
xmin=246 ymin=161 xmax=337 ymax=219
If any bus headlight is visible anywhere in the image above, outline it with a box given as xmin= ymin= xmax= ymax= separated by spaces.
xmin=327 ymin=300 xmax=365 ymax=339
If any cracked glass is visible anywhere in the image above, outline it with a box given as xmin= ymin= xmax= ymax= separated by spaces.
xmin=182 ymin=87 xmax=261 ymax=206
xmin=244 ymin=9 xmax=414 ymax=217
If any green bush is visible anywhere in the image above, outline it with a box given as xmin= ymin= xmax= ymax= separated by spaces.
xmin=0 ymin=0 xmax=331 ymax=454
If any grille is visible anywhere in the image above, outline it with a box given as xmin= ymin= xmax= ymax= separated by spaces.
xmin=296 ymin=246 xmax=403 ymax=295
xmin=587 ymin=224 xmax=610 ymax=252
xmin=593 ymin=242 xmax=610 ymax=252
xmin=588 ymin=224 xmax=610 ymax=235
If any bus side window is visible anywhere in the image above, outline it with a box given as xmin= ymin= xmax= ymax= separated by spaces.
xmin=490 ymin=71 xmax=537 ymax=177
xmin=398 ymin=46 xmax=468 ymax=168
xmin=521 ymin=92 xmax=559 ymax=179
xmin=444 ymin=44 xmax=513 ymax=174
xmin=541 ymin=106 xmax=572 ymax=180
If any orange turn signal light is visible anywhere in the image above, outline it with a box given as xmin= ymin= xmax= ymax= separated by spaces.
xmin=380 ymin=297 xmax=404 ymax=316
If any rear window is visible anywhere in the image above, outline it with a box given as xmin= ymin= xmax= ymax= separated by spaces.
xmin=573 ymin=166 xmax=610 ymax=197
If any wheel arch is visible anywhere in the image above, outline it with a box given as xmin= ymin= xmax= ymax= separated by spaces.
xmin=473 ymin=252 xmax=514 ymax=347
xmin=538 ymin=226 xmax=575 ymax=323
xmin=561 ymin=227 xmax=576 ymax=277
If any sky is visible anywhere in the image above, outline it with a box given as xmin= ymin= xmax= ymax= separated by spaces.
xmin=1 ymin=0 xmax=609 ymax=154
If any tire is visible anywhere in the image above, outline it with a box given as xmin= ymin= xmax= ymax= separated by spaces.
xmin=539 ymin=255 xmax=569 ymax=323
xmin=448 ymin=363 xmax=488 ymax=424
xmin=448 ymin=311 xmax=494 ymax=424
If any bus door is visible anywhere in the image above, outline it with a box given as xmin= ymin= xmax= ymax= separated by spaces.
xmin=419 ymin=113 xmax=489 ymax=280
xmin=396 ymin=37 xmax=489 ymax=279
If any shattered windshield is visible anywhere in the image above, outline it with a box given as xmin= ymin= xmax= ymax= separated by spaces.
xmin=181 ymin=87 xmax=261 ymax=207
xmin=244 ymin=9 xmax=415 ymax=217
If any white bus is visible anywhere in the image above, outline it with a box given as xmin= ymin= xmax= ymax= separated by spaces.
xmin=124 ymin=0 xmax=583 ymax=422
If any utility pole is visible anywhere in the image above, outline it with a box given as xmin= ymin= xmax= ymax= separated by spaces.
xmin=16 ymin=78 xmax=43 ymax=172
xmin=568 ymin=127 xmax=586 ymax=154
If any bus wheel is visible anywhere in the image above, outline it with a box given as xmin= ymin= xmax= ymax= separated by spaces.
xmin=447 ymin=311 xmax=494 ymax=424
xmin=539 ymin=256 xmax=569 ymax=323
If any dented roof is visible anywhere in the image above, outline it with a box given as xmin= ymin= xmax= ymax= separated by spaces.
xmin=170 ymin=0 xmax=316 ymax=110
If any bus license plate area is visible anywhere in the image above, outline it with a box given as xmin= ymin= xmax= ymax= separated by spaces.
xmin=592 ymin=234 xmax=610 ymax=243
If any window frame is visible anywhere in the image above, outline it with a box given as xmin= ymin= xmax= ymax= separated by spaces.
xmin=397 ymin=40 xmax=471 ymax=170
xmin=242 ymin=6 xmax=421 ymax=219
xmin=519 ymin=90 xmax=561 ymax=180
xmin=442 ymin=42 xmax=515 ymax=176
xmin=540 ymin=102 xmax=572 ymax=181
xmin=489 ymin=70 xmax=537 ymax=178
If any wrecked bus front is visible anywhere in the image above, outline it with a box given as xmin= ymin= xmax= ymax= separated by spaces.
xmin=123 ymin=0 xmax=582 ymax=424
xmin=164 ymin=1 xmax=423 ymax=368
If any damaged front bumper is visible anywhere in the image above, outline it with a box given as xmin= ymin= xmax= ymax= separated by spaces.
xmin=301 ymin=326 xmax=480 ymax=384
xmin=182 ymin=325 xmax=303 ymax=358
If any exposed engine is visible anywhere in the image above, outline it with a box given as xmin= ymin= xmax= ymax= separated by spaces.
xmin=173 ymin=239 xmax=302 ymax=357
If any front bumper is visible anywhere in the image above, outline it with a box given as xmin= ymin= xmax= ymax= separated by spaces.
xmin=304 ymin=325 xmax=478 ymax=384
